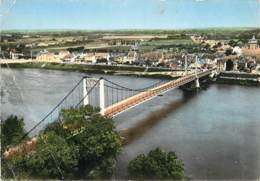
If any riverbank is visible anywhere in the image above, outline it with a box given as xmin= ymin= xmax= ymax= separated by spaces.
xmin=216 ymin=72 xmax=260 ymax=86
xmin=2 ymin=62 xmax=260 ymax=86
xmin=1 ymin=62 xmax=179 ymax=79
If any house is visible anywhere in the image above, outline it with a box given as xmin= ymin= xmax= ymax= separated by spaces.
xmin=83 ymin=52 xmax=110 ymax=64
xmin=36 ymin=52 xmax=57 ymax=62
xmin=83 ymin=53 xmax=96 ymax=63
xmin=123 ymin=51 xmax=139 ymax=64
xmin=62 ymin=54 xmax=77 ymax=62
xmin=242 ymin=35 xmax=260 ymax=64
xmin=58 ymin=50 xmax=71 ymax=60
xmin=10 ymin=50 xmax=24 ymax=59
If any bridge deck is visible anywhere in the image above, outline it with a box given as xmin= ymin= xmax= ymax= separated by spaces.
xmin=104 ymin=68 xmax=215 ymax=117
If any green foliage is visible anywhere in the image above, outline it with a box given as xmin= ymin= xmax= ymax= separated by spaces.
xmin=88 ymin=157 xmax=117 ymax=179
xmin=3 ymin=105 xmax=122 ymax=180
xmin=128 ymin=148 xmax=186 ymax=180
xmin=43 ymin=121 xmax=69 ymax=138
xmin=25 ymin=132 xmax=79 ymax=179
xmin=63 ymin=106 xmax=122 ymax=179
xmin=228 ymin=40 xmax=238 ymax=47
xmin=225 ymin=48 xmax=233 ymax=56
xmin=61 ymin=105 xmax=98 ymax=130
xmin=4 ymin=132 xmax=79 ymax=180
xmin=1 ymin=115 xmax=27 ymax=150
xmin=1 ymin=115 xmax=28 ymax=179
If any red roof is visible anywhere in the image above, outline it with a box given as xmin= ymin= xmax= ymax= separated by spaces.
xmin=242 ymin=48 xmax=260 ymax=56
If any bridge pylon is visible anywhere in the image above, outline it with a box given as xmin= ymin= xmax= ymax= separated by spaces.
xmin=195 ymin=56 xmax=200 ymax=88
xmin=83 ymin=77 xmax=106 ymax=115
xmin=99 ymin=78 xmax=105 ymax=115
xmin=83 ymin=77 xmax=89 ymax=106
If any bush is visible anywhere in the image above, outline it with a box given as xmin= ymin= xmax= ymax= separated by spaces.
xmin=128 ymin=148 xmax=186 ymax=180
xmin=1 ymin=115 xmax=27 ymax=150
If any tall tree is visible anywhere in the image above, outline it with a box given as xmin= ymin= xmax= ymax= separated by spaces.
xmin=1 ymin=115 xmax=28 ymax=179
xmin=128 ymin=148 xmax=186 ymax=180
xmin=1 ymin=115 xmax=27 ymax=150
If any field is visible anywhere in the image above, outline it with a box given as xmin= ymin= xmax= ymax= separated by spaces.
xmin=2 ymin=27 xmax=260 ymax=55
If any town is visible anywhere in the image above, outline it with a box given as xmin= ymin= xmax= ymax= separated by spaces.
xmin=1 ymin=29 xmax=260 ymax=76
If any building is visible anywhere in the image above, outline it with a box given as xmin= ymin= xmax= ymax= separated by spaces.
xmin=10 ymin=51 xmax=24 ymax=59
xmin=248 ymin=35 xmax=258 ymax=49
xmin=58 ymin=50 xmax=71 ymax=60
xmin=83 ymin=52 xmax=110 ymax=64
xmin=123 ymin=51 xmax=139 ymax=64
xmin=242 ymin=35 xmax=260 ymax=64
xmin=82 ymin=53 xmax=95 ymax=63
xmin=36 ymin=52 xmax=58 ymax=62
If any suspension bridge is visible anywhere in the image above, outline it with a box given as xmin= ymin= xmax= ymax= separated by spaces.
xmin=4 ymin=67 xmax=216 ymax=157
xmin=27 ymin=67 xmax=216 ymax=134
xmin=4 ymin=67 xmax=216 ymax=159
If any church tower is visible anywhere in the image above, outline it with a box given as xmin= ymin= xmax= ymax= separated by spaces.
xmin=248 ymin=35 xmax=258 ymax=49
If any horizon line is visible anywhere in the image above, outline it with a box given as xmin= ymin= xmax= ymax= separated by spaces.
xmin=1 ymin=26 xmax=260 ymax=33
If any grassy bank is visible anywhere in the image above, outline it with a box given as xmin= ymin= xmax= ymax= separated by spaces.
xmin=3 ymin=62 xmax=175 ymax=79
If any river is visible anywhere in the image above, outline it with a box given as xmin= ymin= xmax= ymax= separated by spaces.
xmin=1 ymin=68 xmax=260 ymax=180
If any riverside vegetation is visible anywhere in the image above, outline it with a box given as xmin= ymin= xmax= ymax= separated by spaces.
xmin=1 ymin=105 xmax=186 ymax=180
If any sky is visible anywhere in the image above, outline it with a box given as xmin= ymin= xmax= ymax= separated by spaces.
xmin=1 ymin=0 xmax=260 ymax=30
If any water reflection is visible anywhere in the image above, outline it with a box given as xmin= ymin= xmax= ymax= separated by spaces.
xmin=121 ymin=91 xmax=196 ymax=145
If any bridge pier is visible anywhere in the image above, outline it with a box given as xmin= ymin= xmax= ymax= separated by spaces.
xmin=99 ymin=78 xmax=105 ymax=115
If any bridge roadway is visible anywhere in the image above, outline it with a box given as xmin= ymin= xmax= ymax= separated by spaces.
xmin=104 ymin=68 xmax=216 ymax=118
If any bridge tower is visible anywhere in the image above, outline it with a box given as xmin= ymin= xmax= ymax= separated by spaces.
xmin=83 ymin=77 xmax=106 ymax=115
xmin=99 ymin=78 xmax=105 ymax=115
xmin=83 ymin=77 xmax=89 ymax=105
xmin=185 ymin=55 xmax=188 ymax=75
xmin=195 ymin=56 xmax=200 ymax=88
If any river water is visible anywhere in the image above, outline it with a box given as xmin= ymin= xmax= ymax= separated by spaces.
xmin=1 ymin=68 xmax=260 ymax=180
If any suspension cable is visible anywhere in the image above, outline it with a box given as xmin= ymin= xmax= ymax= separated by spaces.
xmin=103 ymin=78 xmax=164 ymax=92
xmin=20 ymin=76 xmax=165 ymax=141
xmin=20 ymin=77 xmax=86 ymax=141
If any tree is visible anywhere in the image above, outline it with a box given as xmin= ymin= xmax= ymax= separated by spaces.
xmin=128 ymin=148 xmax=186 ymax=180
xmin=24 ymin=132 xmax=79 ymax=179
xmin=1 ymin=115 xmax=28 ymax=179
xmin=4 ymin=131 xmax=79 ymax=180
xmin=225 ymin=48 xmax=233 ymax=56
xmin=228 ymin=40 xmax=238 ymax=47
xmin=46 ymin=105 xmax=122 ymax=179
xmin=1 ymin=115 xmax=27 ymax=150
xmin=2 ymin=105 xmax=122 ymax=180
xmin=65 ymin=106 xmax=122 ymax=179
